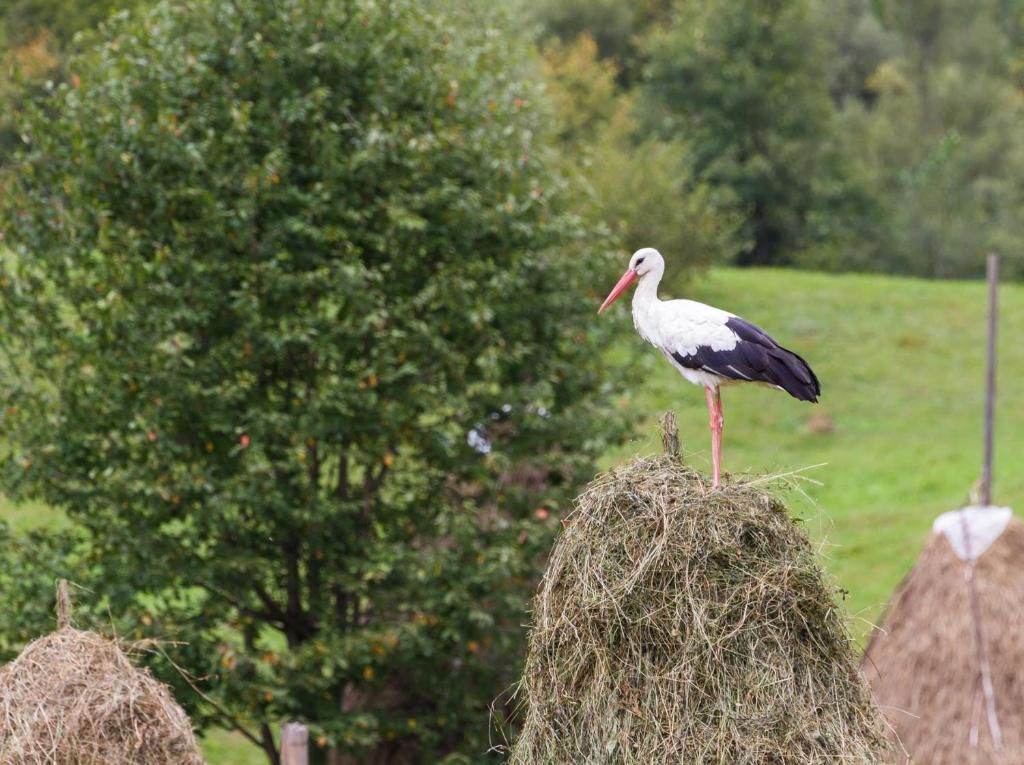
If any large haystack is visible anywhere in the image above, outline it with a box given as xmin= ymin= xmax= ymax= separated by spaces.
xmin=862 ymin=512 xmax=1024 ymax=764
xmin=509 ymin=452 xmax=893 ymax=764
xmin=0 ymin=584 xmax=205 ymax=765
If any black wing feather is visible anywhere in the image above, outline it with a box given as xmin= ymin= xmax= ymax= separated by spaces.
xmin=671 ymin=316 xmax=820 ymax=402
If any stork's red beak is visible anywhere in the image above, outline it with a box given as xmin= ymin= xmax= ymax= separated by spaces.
xmin=598 ymin=269 xmax=638 ymax=314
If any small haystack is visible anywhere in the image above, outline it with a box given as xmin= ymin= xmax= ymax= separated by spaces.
xmin=863 ymin=510 xmax=1024 ymax=764
xmin=509 ymin=445 xmax=892 ymax=764
xmin=0 ymin=582 xmax=205 ymax=765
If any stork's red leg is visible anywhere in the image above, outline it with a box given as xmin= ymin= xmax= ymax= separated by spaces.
xmin=705 ymin=387 xmax=724 ymax=488
xmin=714 ymin=388 xmax=724 ymax=486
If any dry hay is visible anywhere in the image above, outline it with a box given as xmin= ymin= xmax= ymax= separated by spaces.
xmin=0 ymin=589 xmax=204 ymax=765
xmin=508 ymin=454 xmax=893 ymax=764
xmin=862 ymin=517 xmax=1024 ymax=764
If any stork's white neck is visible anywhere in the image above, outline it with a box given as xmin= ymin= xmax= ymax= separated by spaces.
xmin=631 ymin=269 xmax=663 ymax=344
xmin=632 ymin=271 xmax=661 ymax=306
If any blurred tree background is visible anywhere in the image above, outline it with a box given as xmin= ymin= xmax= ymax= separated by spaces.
xmin=7 ymin=0 xmax=1024 ymax=275
xmin=525 ymin=0 xmax=1024 ymax=280
xmin=0 ymin=0 xmax=142 ymax=156
xmin=3 ymin=0 xmax=1024 ymax=762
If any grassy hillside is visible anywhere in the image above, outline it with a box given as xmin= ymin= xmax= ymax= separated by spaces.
xmin=3 ymin=266 xmax=1021 ymax=763
xmin=604 ymin=267 xmax=1024 ymax=634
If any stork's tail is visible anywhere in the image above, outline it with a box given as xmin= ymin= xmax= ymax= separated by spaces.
xmin=768 ymin=346 xmax=820 ymax=403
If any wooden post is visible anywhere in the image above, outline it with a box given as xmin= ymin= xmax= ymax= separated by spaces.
xmin=56 ymin=579 xmax=72 ymax=629
xmin=959 ymin=252 xmax=1003 ymax=752
xmin=660 ymin=410 xmax=680 ymax=459
xmin=281 ymin=722 xmax=309 ymax=765
xmin=980 ymin=253 xmax=999 ymax=506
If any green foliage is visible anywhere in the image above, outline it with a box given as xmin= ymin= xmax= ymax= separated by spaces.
xmin=0 ymin=0 xmax=628 ymax=761
xmin=0 ymin=0 xmax=144 ymax=154
xmin=588 ymin=126 xmax=741 ymax=281
xmin=529 ymin=0 xmax=1024 ymax=279
xmin=640 ymin=0 xmax=848 ymax=266
xmin=1 ymin=0 xmax=134 ymax=49
xmin=0 ymin=524 xmax=85 ymax=656
xmin=827 ymin=0 xmax=1024 ymax=278
xmin=540 ymin=34 xmax=622 ymax=147
xmin=540 ymin=33 xmax=740 ymax=277
xmin=817 ymin=0 xmax=899 ymax=106
xmin=528 ymin=0 xmax=671 ymax=84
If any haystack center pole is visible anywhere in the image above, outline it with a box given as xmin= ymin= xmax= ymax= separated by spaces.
xmin=962 ymin=502 xmax=1005 ymax=754
xmin=960 ymin=252 xmax=1002 ymax=753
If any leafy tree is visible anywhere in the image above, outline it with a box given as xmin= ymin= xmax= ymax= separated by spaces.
xmin=540 ymin=33 xmax=623 ymax=148
xmin=1 ymin=0 xmax=135 ymax=50
xmin=0 ymin=524 xmax=85 ymax=657
xmin=0 ymin=0 xmax=629 ymax=762
xmin=528 ymin=0 xmax=672 ymax=85
xmin=832 ymin=0 xmax=1024 ymax=277
xmin=639 ymin=0 xmax=845 ymax=266
xmin=815 ymin=0 xmax=899 ymax=107
xmin=539 ymin=33 xmax=740 ymax=278
xmin=0 ymin=0 xmax=146 ymax=146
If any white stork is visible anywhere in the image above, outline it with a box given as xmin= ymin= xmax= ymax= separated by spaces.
xmin=599 ymin=248 xmax=820 ymax=488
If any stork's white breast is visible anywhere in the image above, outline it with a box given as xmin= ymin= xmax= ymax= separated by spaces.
xmin=633 ymin=298 xmax=739 ymax=356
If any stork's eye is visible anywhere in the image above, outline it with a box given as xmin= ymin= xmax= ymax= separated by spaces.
xmin=636 ymin=257 xmax=645 ymax=266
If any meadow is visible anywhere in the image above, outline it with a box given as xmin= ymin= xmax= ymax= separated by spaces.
xmin=3 ymin=266 xmax=1021 ymax=763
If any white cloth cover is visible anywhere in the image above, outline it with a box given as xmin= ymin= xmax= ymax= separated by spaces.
xmin=932 ymin=505 xmax=1013 ymax=561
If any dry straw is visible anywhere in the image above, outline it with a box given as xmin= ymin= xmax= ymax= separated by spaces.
xmin=863 ymin=519 xmax=1024 ymax=764
xmin=0 ymin=581 xmax=205 ymax=765
xmin=509 ymin=430 xmax=892 ymax=764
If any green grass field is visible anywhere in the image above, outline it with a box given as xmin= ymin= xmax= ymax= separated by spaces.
xmin=199 ymin=729 xmax=265 ymax=764
xmin=3 ymin=266 xmax=1021 ymax=764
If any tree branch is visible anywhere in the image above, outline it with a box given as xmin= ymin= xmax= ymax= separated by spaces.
xmin=252 ymin=580 xmax=286 ymax=623
xmin=336 ymin=444 xmax=349 ymax=500
xmin=283 ymin=536 xmax=310 ymax=648
xmin=152 ymin=643 xmax=267 ymax=754
xmin=361 ymin=440 xmax=397 ymax=512
xmin=197 ymin=581 xmax=285 ymax=627
xmin=260 ymin=721 xmax=281 ymax=765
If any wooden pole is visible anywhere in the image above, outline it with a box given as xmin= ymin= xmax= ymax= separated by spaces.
xmin=660 ymin=410 xmax=680 ymax=459
xmin=960 ymin=252 xmax=1003 ymax=753
xmin=55 ymin=579 xmax=72 ymax=629
xmin=281 ymin=722 xmax=309 ymax=765
xmin=981 ymin=253 xmax=999 ymax=506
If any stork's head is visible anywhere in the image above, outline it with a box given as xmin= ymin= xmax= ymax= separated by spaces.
xmin=598 ymin=248 xmax=664 ymax=314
